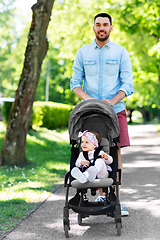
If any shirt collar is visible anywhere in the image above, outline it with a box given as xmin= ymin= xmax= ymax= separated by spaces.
xmin=93 ymin=39 xmax=111 ymax=49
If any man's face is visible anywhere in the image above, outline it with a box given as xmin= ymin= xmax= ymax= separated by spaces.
xmin=93 ymin=17 xmax=113 ymax=42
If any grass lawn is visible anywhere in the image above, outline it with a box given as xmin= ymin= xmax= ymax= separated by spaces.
xmin=0 ymin=122 xmax=70 ymax=237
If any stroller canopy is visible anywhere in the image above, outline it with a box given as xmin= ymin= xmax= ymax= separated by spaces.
xmin=69 ymin=99 xmax=120 ymax=145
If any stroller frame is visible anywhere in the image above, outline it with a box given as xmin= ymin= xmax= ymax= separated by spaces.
xmin=63 ymin=99 xmax=122 ymax=238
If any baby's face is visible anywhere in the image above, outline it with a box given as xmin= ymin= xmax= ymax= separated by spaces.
xmin=81 ymin=135 xmax=96 ymax=151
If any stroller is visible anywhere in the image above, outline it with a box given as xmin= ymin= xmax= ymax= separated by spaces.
xmin=63 ymin=99 xmax=122 ymax=238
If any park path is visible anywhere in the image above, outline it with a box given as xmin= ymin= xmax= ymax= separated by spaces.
xmin=2 ymin=124 xmax=160 ymax=240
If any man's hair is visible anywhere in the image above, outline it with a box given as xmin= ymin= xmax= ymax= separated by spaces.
xmin=94 ymin=13 xmax=112 ymax=25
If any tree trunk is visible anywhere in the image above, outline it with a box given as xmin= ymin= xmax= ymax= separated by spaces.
xmin=140 ymin=107 xmax=150 ymax=122
xmin=127 ymin=109 xmax=134 ymax=124
xmin=0 ymin=0 xmax=55 ymax=166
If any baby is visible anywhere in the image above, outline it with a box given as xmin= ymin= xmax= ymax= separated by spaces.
xmin=71 ymin=130 xmax=113 ymax=183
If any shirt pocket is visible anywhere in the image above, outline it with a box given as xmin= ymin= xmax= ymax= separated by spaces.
xmin=105 ymin=60 xmax=119 ymax=76
xmin=84 ymin=60 xmax=97 ymax=76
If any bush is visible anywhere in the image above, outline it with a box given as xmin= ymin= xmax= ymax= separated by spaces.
xmin=1 ymin=102 xmax=13 ymax=123
xmin=31 ymin=101 xmax=74 ymax=129
xmin=1 ymin=101 xmax=74 ymax=129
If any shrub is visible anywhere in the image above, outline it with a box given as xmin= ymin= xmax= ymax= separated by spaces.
xmin=1 ymin=102 xmax=13 ymax=123
xmin=1 ymin=101 xmax=74 ymax=129
xmin=31 ymin=101 xmax=74 ymax=129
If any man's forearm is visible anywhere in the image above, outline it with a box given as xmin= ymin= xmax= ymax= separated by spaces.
xmin=110 ymin=90 xmax=126 ymax=106
xmin=73 ymin=87 xmax=94 ymax=100
xmin=103 ymin=90 xmax=126 ymax=106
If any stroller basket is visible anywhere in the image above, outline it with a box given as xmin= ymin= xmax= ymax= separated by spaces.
xmin=63 ymin=99 xmax=122 ymax=238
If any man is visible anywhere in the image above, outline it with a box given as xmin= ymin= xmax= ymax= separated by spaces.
xmin=70 ymin=13 xmax=134 ymax=216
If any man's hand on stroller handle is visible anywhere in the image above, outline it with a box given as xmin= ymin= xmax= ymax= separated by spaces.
xmin=102 ymin=90 xmax=126 ymax=107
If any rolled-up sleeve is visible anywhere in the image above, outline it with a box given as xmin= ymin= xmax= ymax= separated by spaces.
xmin=119 ymin=48 xmax=134 ymax=96
xmin=70 ymin=49 xmax=84 ymax=91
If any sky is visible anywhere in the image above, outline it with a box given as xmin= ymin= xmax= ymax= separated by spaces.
xmin=14 ymin=0 xmax=37 ymax=13
xmin=13 ymin=0 xmax=37 ymax=32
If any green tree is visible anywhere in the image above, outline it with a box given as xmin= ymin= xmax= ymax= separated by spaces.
xmin=0 ymin=0 xmax=18 ymax=97
xmin=115 ymin=0 xmax=160 ymax=121
xmin=0 ymin=0 xmax=55 ymax=166
xmin=0 ymin=1 xmax=33 ymax=98
xmin=35 ymin=46 xmax=73 ymax=104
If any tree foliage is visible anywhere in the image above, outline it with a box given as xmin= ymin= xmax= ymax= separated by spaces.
xmin=0 ymin=0 xmax=160 ymax=119
xmin=115 ymin=0 xmax=160 ymax=120
xmin=0 ymin=0 xmax=18 ymax=96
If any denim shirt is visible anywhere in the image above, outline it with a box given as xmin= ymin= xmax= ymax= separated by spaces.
xmin=70 ymin=40 xmax=134 ymax=113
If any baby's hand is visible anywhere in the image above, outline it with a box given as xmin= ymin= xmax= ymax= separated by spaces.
xmin=81 ymin=159 xmax=90 ymax=167
xmin=101 ymin=153 xmax=108 ymax=160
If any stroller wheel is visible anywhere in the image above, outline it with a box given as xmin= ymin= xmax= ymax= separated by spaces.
xmin=116 ymin=222 xmax=121 ymax=236
xmin=64 ymin=224 xmax=69 ymax=238
xmin=78 ymin=214 xmax=82 ymax=225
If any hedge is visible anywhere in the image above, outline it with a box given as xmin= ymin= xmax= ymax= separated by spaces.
xmin=1 ymin=101 xmax=13 ymax=123
xmin=31 ymin=101 xmax=74 ymax=129
xmin=1 ymin=101 xmax=75 ymax=129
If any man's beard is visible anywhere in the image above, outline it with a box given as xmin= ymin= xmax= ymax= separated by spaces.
xmin=95 ymin=31 xmax=110 ymax=42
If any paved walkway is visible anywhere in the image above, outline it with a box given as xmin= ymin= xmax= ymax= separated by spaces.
xmin=2 ymin=124 xmax=160 ymax=240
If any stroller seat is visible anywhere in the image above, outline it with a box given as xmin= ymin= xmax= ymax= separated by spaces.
xmin=63 ymin=99 xmax=122 ymax=238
